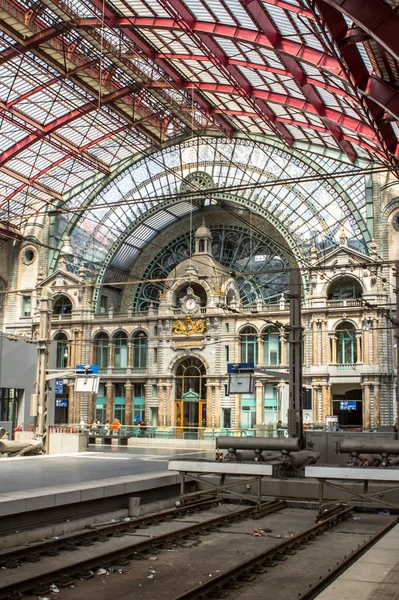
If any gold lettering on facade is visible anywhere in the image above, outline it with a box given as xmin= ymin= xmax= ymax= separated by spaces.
xmin=173 ymin=316 xmax=207 ymax=336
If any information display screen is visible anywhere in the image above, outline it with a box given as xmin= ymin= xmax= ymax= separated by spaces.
xmin=340 ymin=401 xmax=356 ymax=411
xmin=55 ymin=398 xmax=68 ymax=408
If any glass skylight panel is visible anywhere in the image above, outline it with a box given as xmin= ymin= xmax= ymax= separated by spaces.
xmin=226 ymin=1 xmax=258 ymax=29
xmin=123 ymin=0 xmax=153 ymax=16
xmin=265 ymin=5 xmax=297 ymax=37
xmin=183 ymin=0 xmax=215 ymax=21
xmin=207 ymin=0 xmax=236 ymax=25
xmin=145 ymin=210 xmax=177 ymax=229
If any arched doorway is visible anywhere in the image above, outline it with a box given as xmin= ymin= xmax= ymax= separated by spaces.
xmin=175 ymin=358 xmax=206 ymax=433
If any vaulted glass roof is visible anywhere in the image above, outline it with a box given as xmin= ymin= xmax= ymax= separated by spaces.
xmin=0 ymin=0 xmax=397 ymax=249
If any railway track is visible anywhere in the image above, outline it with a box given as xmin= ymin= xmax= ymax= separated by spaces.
xmin=0 ymin=498 xmax=285 ymax=599
xmin=171 ymin=507 xmax=397 ymax=600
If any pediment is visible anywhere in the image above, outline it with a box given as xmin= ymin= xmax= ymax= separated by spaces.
xmin=314 ymin=245 xmax=374 ymax=268
xmin=39 ymin=269 xmax=82 ymax=290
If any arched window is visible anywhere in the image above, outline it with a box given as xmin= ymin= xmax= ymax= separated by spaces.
xmin=133 ymin=331 xmax=147 ymax=368
xmin=262 ymin=326 xmax=279 ymax=366
xmin=336 ymin=321 xmax=357 ymax=364
xmin=175 ymin=358 xmax=206 ymax=398
xmin=53 ymin=295 xmax=72 ymax=315
xmin=327 ymin=277 xmax=362 ymax=300
xmin=113 ymin=332 xmax=128 ymax=368
xmin=94 ymin=332 xmax=109 ymax=368
xmin=54 ymin=333 xmax=68 ymax=369
xmin=240 ymin=326 xmax=257 ymax=364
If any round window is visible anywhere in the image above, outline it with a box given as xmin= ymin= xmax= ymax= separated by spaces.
xmin=22 ymin=247 xmax=35 ymax=265
xmin=393 ymin=212 xmax=399 ymax=232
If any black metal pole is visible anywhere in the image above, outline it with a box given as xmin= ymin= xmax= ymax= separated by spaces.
xmin=288 ymin=268 xmax=304 ymax=446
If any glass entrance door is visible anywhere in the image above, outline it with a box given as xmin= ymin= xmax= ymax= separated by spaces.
xmin=175 ymin=400 xmax=206 ymax=438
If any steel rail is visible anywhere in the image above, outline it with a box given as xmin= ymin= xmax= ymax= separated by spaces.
xmin=0 ymin=500 xmax=285 ymax=599
xmin=298 ymin=516 xmax=399 ymax=600
xmin=170 ymin=506 xmax=354 ymax=600
xmin=0 ymin=496 xmax=220 ymax=569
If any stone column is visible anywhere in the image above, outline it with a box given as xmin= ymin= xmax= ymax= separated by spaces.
xmin=90 ymin=342 xmax=96 ymax=365
xmin=67 ymin=342 xmax=72 ymax=369
xmin=159 ymin=385 xmax=166 ymax=427
xmin=255 ymin=381 xmax=264 ymax=425
xmin=235 ymin=394 xmax=241 ymax=429
xmin=88 ymin=392 xmax=95 ymax=423
xmin=214 ymin=384 xmax=221 ymax=428
xmin=106 ymin=382 xmax=114 ymax=423
xmin=372 ymin=319 xmax=379 ymax=365
xmin=109 ymin=343 xmax=115 ymax=368
xmin=330 ymin=335 xmax=337 ymax=364
xmin=235 ymin=337 xmax=241 ymax=362
xmin=77 ymin=329 xmax=83 ymax=365
xmin=75 ymin=390 xmax=81 ymax=423
xmin=165 ymin=383 xmax=172 ymax=427
xmin=321 ymin=320 xmax=327 ymax=365
xmin=321 ymin=384 xmax=330 ymax=423
xmin=280 ymin=333 xmax=287 ymax=366
xmin=363 ymin=328 xmax=370 ymax=364
xmin=67 ymin=383 xmax=75 ymax=423
xmin=312 ymin=319 xmax=318 ymax=365
xmin=312 ymin=386 xmax=318 ymax=424
xmin=356 ymin=334 xmax=362 ymax=364
xmin=373 ymin=383 xmax=380 ymax=428
xmin=125 ymin=381 xmax=133 ymax=425
xmin=206 ymin=383 xmax=213 ymax=428
xmin=362 ymin=383 xmax=371 ymax=429
xmin=127 ymin=342 xmax=133 ymax=368
xmin=257 ymin=337 xmax=262 ymax=366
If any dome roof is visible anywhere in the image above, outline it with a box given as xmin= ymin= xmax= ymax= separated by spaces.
xmin=195 ymin=220 xmax=212 ymax=239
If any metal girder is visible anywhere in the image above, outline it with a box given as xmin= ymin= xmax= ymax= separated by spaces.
xmin=156 ymin=0 xmax=294 ymax=144
xmin=242 ymin=0 xmax=357 ymax=161
xmin=176 ymin=82 xmax=375 ymax=141
xmin=320 ymin=0 xmax=399 ymax=63
xmin=314 ymin=1 xmax=398 ymax=156
xmin=78 ymin=0 xmax=234 ymax=136
xmin=0 ymin=23 xmax=71 ymax=66
xmin=153 ymin=53 xmax=352 ymax=99
xmin=109 ymin=17 xmax=344 ymax=76
xmin=0 ymin=86 xmax=135 ymax=168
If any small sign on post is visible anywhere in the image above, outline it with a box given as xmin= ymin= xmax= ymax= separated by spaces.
xmin=227 ymin=363 xmax=255 ymax=395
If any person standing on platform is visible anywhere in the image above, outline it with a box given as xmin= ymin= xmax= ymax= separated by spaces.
xmin=112 ymin=418 xmax=121 ymax=435
xmin=276 ymin=420 xmax=283 ymax=438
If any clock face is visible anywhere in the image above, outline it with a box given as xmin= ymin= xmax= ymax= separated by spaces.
xmin=185 ymin=298 xmax=197 ymax=311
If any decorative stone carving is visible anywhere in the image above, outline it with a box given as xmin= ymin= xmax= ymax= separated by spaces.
xmin=173 ymin=316 xmax=207 ymax=336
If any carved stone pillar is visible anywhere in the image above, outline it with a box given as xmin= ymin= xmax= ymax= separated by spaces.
xmin=363 ymin=329 xmax=370 ymax=364
xmin=75 ymin=391 xmax=81 ymax=424
xmin=312 ymin=386 xmax=318 ymax=423
xmin=321 ymin=320 xmax=327 ymax=365
xmin=88 ymin=392 xmax=95 ymax=423
xmin=235 ymin=337 xmax=241 ymax=362
xmin=373 ymin=383 xmax=380 ymax=428
xmin=356 ymin=334 xmax=362 ymax=364
xmin=330 ymin=334 xmax=337 ymax=364
xmin=106 ymin=382 xmax=114 ymax=423
xmin=372 ymin=319 xmax=379 ymax=365
xmin=206 ymin=383 xmax=213 ymax=428
xmin=165 ymin=383 xmax=172 ymax=427
xmin=67 ymin=342 xmax=72 ymax=369
xmin=312 ymin=320 xmax=318 ymax=365
xmin=255 ymin=381 xmax=264 ymax=425
xmin=321 ymin=384 xmax=330 ymax=423
xmin=77 ymin=329 xmax=83 ymax=364
xmin=362 ymin=383 xmax=371 ymax=429
xmin=67 ymin=383 xmax=75 ymax=423
xmin=127 ymin=342 xmax=133 ymax=368
xmin=214 ymin=384 xmax=221 ymax=428
xmin=280 ymin=333 xmax=287 ymax=366
xmin=235 ymin=394 xmax=241 ymax=428
xmin=125 ymin=382 xmax=133 ymax=425
xmin=159 ymin=385 xmax=166 ymax=427
xmin=109 ymin=343 xmax=115 ymax=368
xmin=257 ymin=337 xmax=262 ymax=366
xmin=90 ymin=342 xmax=96 ymax=365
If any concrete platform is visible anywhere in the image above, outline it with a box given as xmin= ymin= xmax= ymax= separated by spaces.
xmin=315 ymin=522 xmax=399 ymax=600
xmin=0 ymin=447 xmax=214 ymax=517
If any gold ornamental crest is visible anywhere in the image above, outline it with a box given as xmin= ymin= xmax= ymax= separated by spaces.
xmin=173 ymin=315 xmax=206 ymax=336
